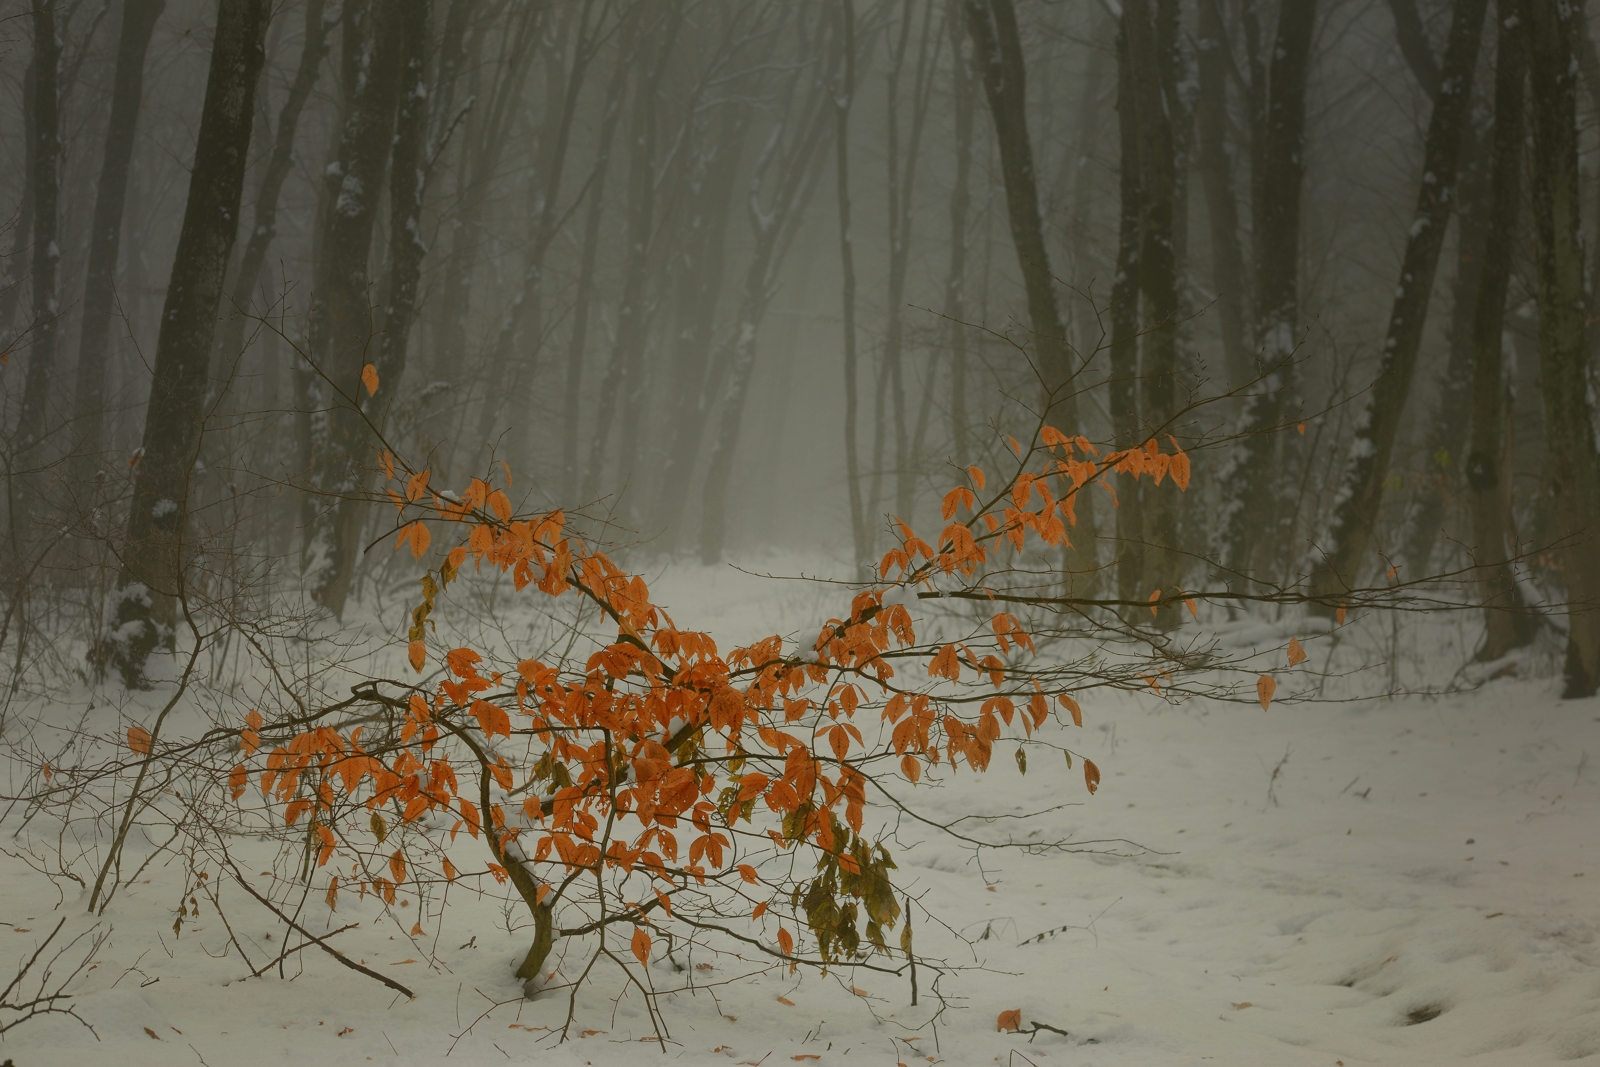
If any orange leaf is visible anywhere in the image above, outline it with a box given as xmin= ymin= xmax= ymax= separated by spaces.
xmin=1297 ymin=421 xmax=1306 ymax=435
xmin=407 ymin=639 xmax=426 ymax=672
xmin=1386 ymin=564 xmax=1398 ymax=580
xmin=997 ymin=1008 xmax=1022 ymax=1032
xmin=1083 ymin=759 xmax=1100 ymax=795
xmin=408 ymin=521 xmax=431 ymax=559
xmin=325 ymin=875 xmax=339 ymax=910
xmin=777 ymin=928 xmax=794 ymax=956
xmin=442 ymin=857 xmax=458 ymax=881
xmin=361 ymin=363 xmax=379 ymax=396
xmin=1149 ymin=589 xmax=1161 ymax=616
xmin=410 ymin=922 xmax=424 ymax=936
xmin=901 ymin=754 xmax=921 ymax=783
xmin=1185 ymin=597 xmax=1198 ymax=620
xmin=406 ymin=469 xmax=430 ymax=502
xmin=447 ymin=647 xmax=482 ymax=676
xmin=1287 ymin=637 xmax=1308 ymax=667
xmin=776 ymin=996 xmax=796 ymax=1006
xmin=967 ymin=465 xmax=986 ymax=490
xmin=1336 ymin=604 xmax=1347 ymax=626
xmin=127 ymin=725 xmax=151 ymax=756
xmin=752 ymin=901 xmax=768 ymax=920
xmin=1058 ymin=693 xmax=1082 ymax=728
xmin=389 ymin=850 xmax=407 ymax=885
xmin=1257 ymin=673 xmax=1276 ymax=711
xmin=229 ymin=764 xmax=248 ymax=800
xmin=631 ymin=927 xmax=652 ymax=968
xmin=736 ymin=864 xmax=759 ymax=884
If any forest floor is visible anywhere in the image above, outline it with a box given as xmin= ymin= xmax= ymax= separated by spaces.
xmin=1 ymin=556 xmax=1597 ymax=1066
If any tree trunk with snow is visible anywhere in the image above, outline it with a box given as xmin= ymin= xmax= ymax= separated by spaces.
xmin=1466 ymin=0 xmax=1534 ymax=663
xmin=106 ymin=0 xmax=269 ymax=686
xmin=1520 ymin=0 xmax=1600 ymax=696
xmin=300 ymin=0 xmax=406 ymax=618
xmin=1310 ymin=0 xmax=1487 ymax=608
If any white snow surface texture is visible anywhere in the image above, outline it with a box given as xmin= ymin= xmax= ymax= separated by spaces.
xmin=2 ymin=558 xmax=1598 ymax=1067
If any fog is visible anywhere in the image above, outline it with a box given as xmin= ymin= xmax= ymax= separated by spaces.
xmin=4 ymin=0 xmax=1574 ymax=579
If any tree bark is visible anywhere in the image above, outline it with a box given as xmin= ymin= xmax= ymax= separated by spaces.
xmin=1124 ymin=0 xmax=1183 ymax=628
xmin=70 ymin=0 xmax=165 ymax=490
xmin=1111 ymin=11 xmax=1142 ymax=604
xmin=883 ymin=0 xmax=936 ymax=527
xmin=0 ymin=59 xmax=35 ymax=350
xmin=1217 ymin=0 xmax=1316 ymax=583
xmin=14 ymin=2 xmax=62 ymax=494
xmin=105 ymin=0 xmax=269 ymax=686
xmin=835 ymin=0 xmax=869 ymax=571
xmin=1195 ymin=0 xmax=1248 ymax=386
xmin=301 ymin=0 xmax=406 ymax=617
xmin=212 ymin=0 xmax=333 ymax=385
xmin=1466 ymin=0 xmax=1534 ymax=662
xmin=1311 ymin=0 xmax=1488 ymax=607
xmin=963 ymin=0 xmax=1098 ymax=588
xmin=1388 ymin=0 xmax=1488 ymax=575
xmin=944 ymin=0 xmax=975 ymax=470
xmin=1520 ymin=0 xmax=1600 ymax=696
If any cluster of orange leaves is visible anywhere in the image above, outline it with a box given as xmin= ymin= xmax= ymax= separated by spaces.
xmin=212 ymin=428 xmax=1183 ymax=956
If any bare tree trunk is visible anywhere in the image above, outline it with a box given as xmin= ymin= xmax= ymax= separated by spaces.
xmin=301 ymin=0 xmax=406 ymax=617
xmin=1195 ymin=0 xmax=1248 ymax=386
xmin=835 ymin=0 xmax=869 ymax=570
xmin=104 ymin=0 xmax=269 ymax=687
xmin=1111 ymin=12 xmax=1142 ymax=604
xmin=1520 ymin=0 xmax=1600 ymax=696
xmin=884 ymin=0 xmax=938 ymax=527
xmin=428 ymin=4 xmax=544 ymax=484
xmin=478 ymin=0 xmax=603 ymax=477
xmin=1406 ymin=146 xmax=1487 ymax=574
xmin=963 ymin=0 xmax=1098 ymax=588
xmin=1124 ymin=0 xmax=1183 ymax=628
xmin=370 ymin=0 xmax=431 ymax=411
xmin=14 ymin=2 xmax=61 ymax=494
xmin=1311 ymin=0 xmax=1487 ymax=607
xmin=312 ymin=0 xmax=430 ymax=601
xmin=1467 ymin=0 xmax=1534 ymax=662
xmin=1386 ymin=0 xmax=1488 ymax=575
xmin=1218 ymin=0 xmax=1316 ymax=582
xmin=70 ymin=0 xmax=164 ymax=490
xmin=212 ymin=0 xmax=333 ymax=382
xmin=0 ymin=59 xmax=35 ymax=349
xmin=944 ymin=0 xmax=975 ymax=468
xmin=560 ymin=18 xmax=633 ymax=501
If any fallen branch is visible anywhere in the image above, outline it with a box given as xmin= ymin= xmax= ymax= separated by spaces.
xmin=230 ymin=872 xmax=414 ymax=998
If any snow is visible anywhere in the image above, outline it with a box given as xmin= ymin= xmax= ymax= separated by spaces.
xmin=3 ymin=559 xmax=1598 ymax=1066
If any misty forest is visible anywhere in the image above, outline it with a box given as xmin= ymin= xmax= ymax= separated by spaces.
xmin=0 ymin=0 xmax=1597 ymax=1063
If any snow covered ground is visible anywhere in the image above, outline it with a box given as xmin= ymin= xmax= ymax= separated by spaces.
xmin=2 ymin=557 xmax=1597 ymax=1066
